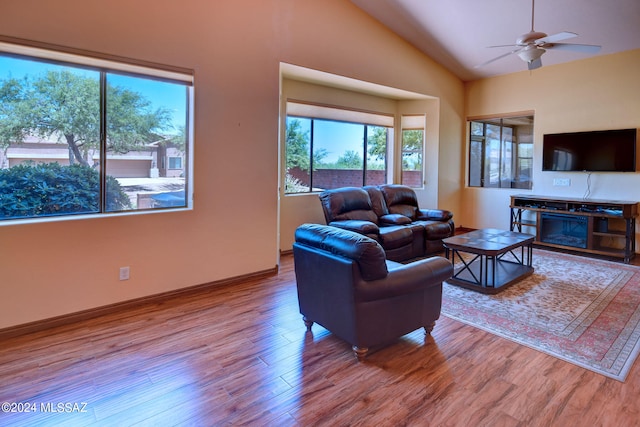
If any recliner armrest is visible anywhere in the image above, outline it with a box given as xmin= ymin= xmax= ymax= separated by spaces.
xmin=328 ymin=220 xmax=380 ymax=235
xmin=416 ymin=209 xmax=453 ymax=221
xmin=379 ymin=214 xmax=412 ymax=225
xmin=355 ymin=256 xmax=453 ymax=302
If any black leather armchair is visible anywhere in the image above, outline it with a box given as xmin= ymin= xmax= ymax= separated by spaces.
xmin=293 ymin=223 xmax=453 ymax=360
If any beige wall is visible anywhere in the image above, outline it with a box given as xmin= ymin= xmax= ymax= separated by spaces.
xmin=462 ymin=49 xmax=640 ymax=234
xmin=0 ymin=0 xmax=464 ymax=329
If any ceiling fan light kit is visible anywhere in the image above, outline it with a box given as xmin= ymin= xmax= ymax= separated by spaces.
xmin=476 ymin=0 xmax=601 ymax=71
xmin=517 ymin=45 xmax=545 ymax=63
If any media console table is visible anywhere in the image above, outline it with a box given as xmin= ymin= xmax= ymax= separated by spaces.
xmin=510 ymin=195 xmax=638 ymax=263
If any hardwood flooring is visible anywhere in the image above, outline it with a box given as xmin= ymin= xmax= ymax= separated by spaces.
xmin=1 ymin=253 xmax=639 ymax=426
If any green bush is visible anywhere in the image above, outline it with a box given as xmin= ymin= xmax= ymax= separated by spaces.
xmin=0 ymin=162 xmax=132 ymax=219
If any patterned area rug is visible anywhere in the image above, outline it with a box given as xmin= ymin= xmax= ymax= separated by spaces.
xmin=441 ymin=249 xmax=640 ymax=381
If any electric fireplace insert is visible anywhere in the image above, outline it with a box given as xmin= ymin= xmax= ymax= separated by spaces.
xmin=540 ymin=213 xmax=588 ymax=249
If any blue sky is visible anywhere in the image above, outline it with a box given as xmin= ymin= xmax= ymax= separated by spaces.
xmin=313 ymin=120 xmax=364 ymax=163
xmin=288 ymin=117 xmax=385 ymax=165
xmin=0 ymin=55 xmax=187 ymax=133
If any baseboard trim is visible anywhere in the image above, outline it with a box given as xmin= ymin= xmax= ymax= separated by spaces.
xmin=0 ymin=265 xmax=279 ymax=341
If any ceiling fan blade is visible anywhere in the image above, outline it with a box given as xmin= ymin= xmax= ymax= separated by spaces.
xmin=546 ymin=43 xmax=602 ymax=53
xmin=536 ymin=31 xmax=577 ymax=44
xmin=486 ymin=44 xmax=518 ymax=49
xmin=528 ymin=57 xmax=543 ymax=70
xmin=474 ymin=49 xmax=521 ymax=68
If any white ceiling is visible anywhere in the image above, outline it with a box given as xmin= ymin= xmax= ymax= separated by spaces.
xmin=350 ymin=0 xmax=640 ymax=81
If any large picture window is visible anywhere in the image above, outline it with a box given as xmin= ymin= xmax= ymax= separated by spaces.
xmin=468 ymin=114 xmax=533 ymax=189
xmin=285 ymin=101 xmax=393 ymax=193
xmin=0 ymin=41 xmax=193 ymax=222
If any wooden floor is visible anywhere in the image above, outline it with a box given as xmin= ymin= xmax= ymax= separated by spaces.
xmin=1 ymin=253 xmax=639 ymax=427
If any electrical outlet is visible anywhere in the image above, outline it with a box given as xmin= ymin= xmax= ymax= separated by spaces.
xmin=119 ymin=266 xmax=130 ymax=281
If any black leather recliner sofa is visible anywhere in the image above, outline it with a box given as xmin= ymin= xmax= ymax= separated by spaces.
xmin=318 ymin=184 xmax=454 ymax=262
xmin=293 ymin=223 xmax=453 ymax=360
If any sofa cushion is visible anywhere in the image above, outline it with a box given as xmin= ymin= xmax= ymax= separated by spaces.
xmin=388 ymin=204 xmax=418 ymax=219
xmin=336 ymin=209 xmax=379 ymax=223
xmin=416 ymin=220 xmax=455 ymax=239
xmin=380 ymin=185 xmax=419 ymax=219
xmin=319 ymin=187 xmax=379 ymax=224
xmin=378 ymin=226 xmax=414 ymax=250
xmin=364 ymin=185 xmax=389 ymax=217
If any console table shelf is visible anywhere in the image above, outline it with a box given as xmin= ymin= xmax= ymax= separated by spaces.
xmin=510 ymin=195 xmax=638 ymax=263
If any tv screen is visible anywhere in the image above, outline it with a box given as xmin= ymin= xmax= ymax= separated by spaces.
xmin=542 ymin=128 xmax=637 ymax=172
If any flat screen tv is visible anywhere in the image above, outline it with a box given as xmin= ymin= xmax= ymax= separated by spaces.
xmin=542 ymin=128 xmax=637 ymax=172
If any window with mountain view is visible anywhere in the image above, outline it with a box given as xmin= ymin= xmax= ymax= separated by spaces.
xmin=0 ymin=43 xmax=193 ymax=222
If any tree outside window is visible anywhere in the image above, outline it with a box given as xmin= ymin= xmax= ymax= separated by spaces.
xmin=401 ymin=129 xmax=424 ymax=188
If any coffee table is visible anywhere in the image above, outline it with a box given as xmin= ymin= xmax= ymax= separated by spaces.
xmin=442 ymin=228 xmax=535 ymax=294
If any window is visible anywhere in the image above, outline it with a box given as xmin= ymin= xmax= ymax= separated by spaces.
xmin=401 ymin=115 xmax=425 ymax=188
xmin=285 ymin=101 xmax=393 ymax=193
xmin=0 ymin=40 xmax=193 ymax=221
xmin=468 ymin=114 xmax=533 ymax=189
xmin=168 ymin=157 xmax=183 ymax=169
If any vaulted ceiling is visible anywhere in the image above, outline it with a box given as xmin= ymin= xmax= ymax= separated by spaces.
xmin=351 ymin=0 xmax=640 ymax=81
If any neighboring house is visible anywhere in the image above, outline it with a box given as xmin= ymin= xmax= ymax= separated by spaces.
xmin=0 ymin=135 xmax=185 ymax=179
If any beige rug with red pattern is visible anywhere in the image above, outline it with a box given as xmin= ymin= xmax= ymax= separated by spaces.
xmin=442 ymin=249 xmax=640 ymax=381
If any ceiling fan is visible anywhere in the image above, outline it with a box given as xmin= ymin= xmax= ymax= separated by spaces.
xmin=475 ymin=0 xmax=602 ymax=70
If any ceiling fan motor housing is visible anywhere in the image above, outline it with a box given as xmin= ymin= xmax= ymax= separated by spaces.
xmin=517 ymin=31 xmax=548 ymax=45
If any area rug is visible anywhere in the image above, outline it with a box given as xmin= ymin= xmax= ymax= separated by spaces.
xmin=441 ymin=249 xmax=640 ymax=381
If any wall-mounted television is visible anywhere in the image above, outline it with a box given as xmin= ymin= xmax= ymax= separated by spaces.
xmin=542 ymin=128 xmax=637 ymax=172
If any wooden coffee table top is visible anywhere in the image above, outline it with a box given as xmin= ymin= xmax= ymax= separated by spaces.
xmin=442 ymin=228 xmax=535 ymax=255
